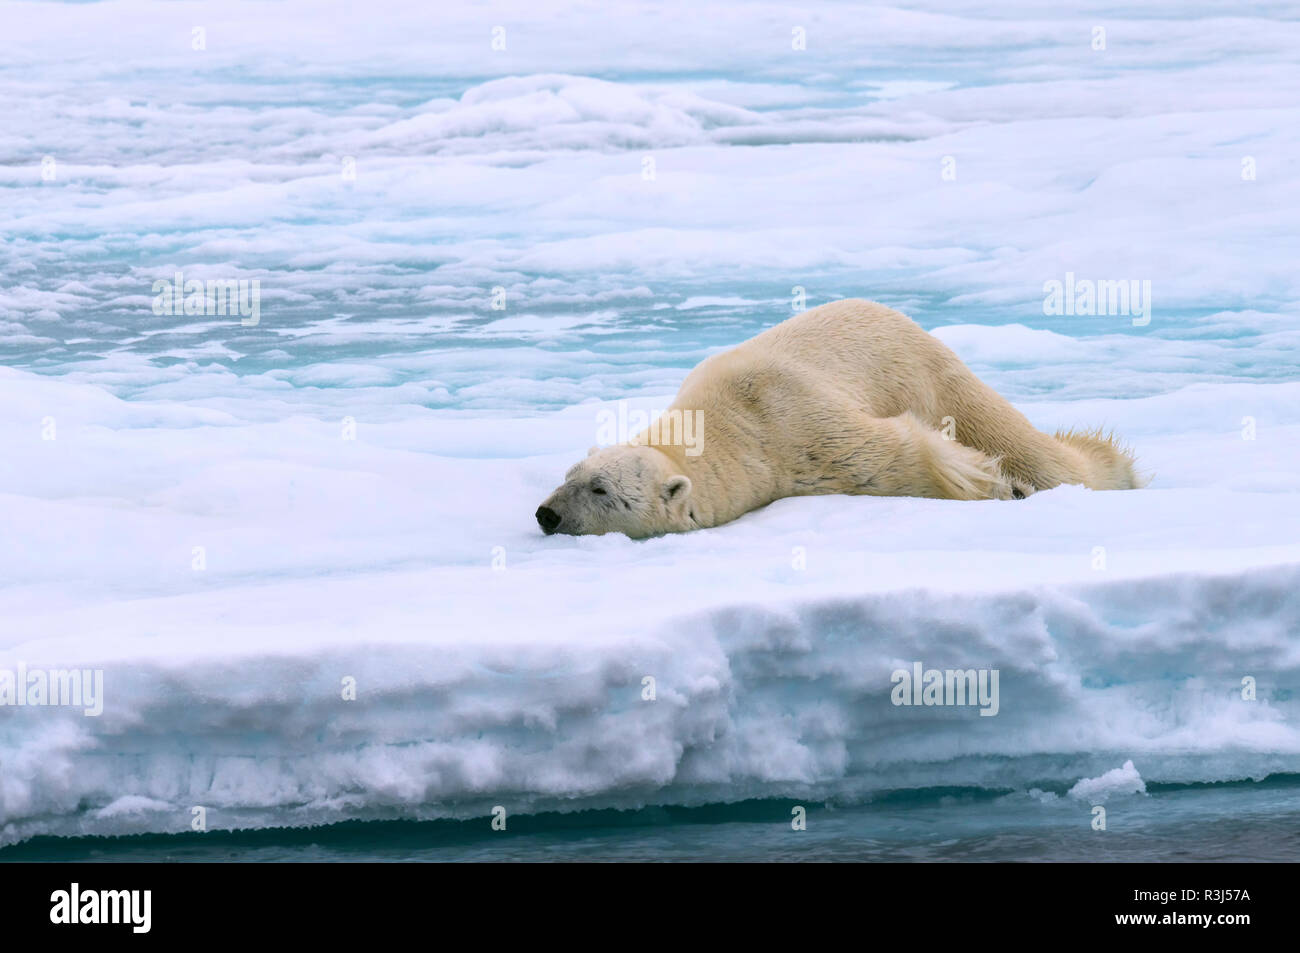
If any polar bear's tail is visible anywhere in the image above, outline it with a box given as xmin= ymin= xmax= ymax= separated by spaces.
xmin=1053 ymin=427 xmax=1145 ymax=490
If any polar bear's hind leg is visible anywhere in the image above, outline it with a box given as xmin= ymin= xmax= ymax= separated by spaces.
xmin=1054 ymin=427 xmax=1145 ymax=490
xmin=822 ymin=413 xmax=1026 ymax=501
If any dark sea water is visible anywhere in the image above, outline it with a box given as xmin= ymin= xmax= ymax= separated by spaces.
xmin=5 ymin=777 xmax=1297 ymax=863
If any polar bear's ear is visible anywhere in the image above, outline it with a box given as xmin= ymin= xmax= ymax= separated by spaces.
xmin=661 ymin=475 xmax=692 ymax=504
xmin=587 ymin=445 xmax=601 ymax=457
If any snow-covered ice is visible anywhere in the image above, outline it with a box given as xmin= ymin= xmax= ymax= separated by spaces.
xmin=3 ymin=363 xmax=1299 ymax=844
xmin=1 ymin=0 xmax=1298 ymax=846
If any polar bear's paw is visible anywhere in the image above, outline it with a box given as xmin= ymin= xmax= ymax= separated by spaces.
xmin=909 ymin=422 xmax=1027 ymax=501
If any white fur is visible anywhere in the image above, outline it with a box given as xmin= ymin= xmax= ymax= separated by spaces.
xmin=537 ymin=299 xmax=1140 ymax=537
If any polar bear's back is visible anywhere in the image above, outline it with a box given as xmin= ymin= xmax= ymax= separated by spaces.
xmin=755 ymin=297 xmax=942 ymax=379
xmin=673 ymin=298 xmax=1141 ymax=493
xmin=684 ymin=298 xmax=959 ymax=420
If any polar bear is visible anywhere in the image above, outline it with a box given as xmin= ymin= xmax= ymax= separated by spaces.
xmin=536 ymin=299 xmax=1140 ymax=537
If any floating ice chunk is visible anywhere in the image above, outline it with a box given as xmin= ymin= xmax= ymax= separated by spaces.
xmin=1068 ymin=761 xmax=1147 ymax=803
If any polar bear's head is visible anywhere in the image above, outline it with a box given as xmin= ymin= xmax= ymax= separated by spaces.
xmin=536 ymin=445 xmax=693 ymax=538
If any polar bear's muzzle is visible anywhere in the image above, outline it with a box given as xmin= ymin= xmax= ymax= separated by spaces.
xmin=535 ymin=505 xmax=563 ymax=534
xmin=537 ymin=482 xmax=587 ymax=535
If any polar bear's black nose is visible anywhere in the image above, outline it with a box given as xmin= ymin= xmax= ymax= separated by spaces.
xmin=536 ymin=505 xmax=562 ymax=534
